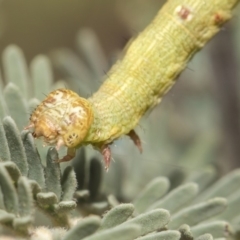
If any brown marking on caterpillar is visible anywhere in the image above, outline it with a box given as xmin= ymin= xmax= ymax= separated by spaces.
xmin=213 ymin=11 xmax=231 ymax=26
xmin=175 ymin=5 xmax=193 ymax=21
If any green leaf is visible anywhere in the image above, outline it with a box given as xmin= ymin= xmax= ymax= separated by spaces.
xmin=197 ymin=169 xmax=240 ymax=201
xmin=45 ymin=148 xmax=62 ymax=200
xmin=28 ymin=98 xmax=40 ymax=113
xmin=0 ymin=69 xmax=4 ymax=90
xmin=62 ymin=216 xmax=101 ymax=240
xmin=2 ymin=45 xmax=29 ymax=98
xmin=0 ymin=209 xmax=15 ymax=224
xmin=3 ymin=116 xmax=28 ymax=176
xmin=178 ymin=224 xmax=193 ymax=240
xmin=101 ymin=204 xmax=134 ymax=229
xmin=4 ymin=83 xmax=29 ymax=130
xmin=196 ymin=234 xmax=213 ymax=240
xmin=169 ymin=198 xmax=227 ymax=229
xmin=107 ymin=194 xmax=119 ymax=207
xmin=123 ymin=209 xmax=170 ymax=236
xmin=2 ymin=161 xmax=21 ymax=183
xmin=77 ymin=28 xmax=108 ymax=79
xmin=149 ymin=183 xmax=198 ymax=213
xmin=136 ymin=230 xmax=181 ymax=240
xmin=86 ymin=201 xmax=109 ymax=215
xmin=51 ymin=49 xmax=93 ymax=97
xmin=0 ymin=91 xmax=8 ymax=119
xmin=30 ymin=55 xmax=53 ymax=100
xmin=0 ymin=189 xmax=4 ymax=209
xmin=57 ymin=201 xmax=77 ymax=213
xmin=0 ymin=120 xmax=11 ymax=161
xmin=13 ymin=216 xmax=32 ymax=231
xmin=133 ymin=177 xmax=170 ymax=214
xmin=21 ymin=131 xmax=45 ymax=188
xmin=0 ymin=164 xmax=18 ymax=214
xmin=17 ymin=176 xmax=33 ymax=217
xmin=61 ymin=166 xmax=77 ymax=201
xmin=191 ymin=221 xmax=231 ymax=239
xmin=72 ymin=148 xmax=87 ymax=190
xmin=28 ymin=180 xmax=42 ymax=195
xmin=185 ymin=168 xmax=216 ymax=192
xmin=37 ymin=192 xmax=58 ymax=206
xmin=217 ymin=188 xmax=240 ymax=221
xmin=83 ymin=224 xmax=141 ymax=240
xmin=75 ymin=189 xmax=90 ymax=200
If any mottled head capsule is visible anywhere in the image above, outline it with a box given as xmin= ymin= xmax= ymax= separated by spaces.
xmin=25 ymin=89 xmax=94 ymax=150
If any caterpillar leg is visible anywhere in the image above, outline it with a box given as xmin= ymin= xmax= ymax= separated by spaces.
xmin=100 ymin=145 xmax=111 ymax=172
xmin=55 ymin=147 xmax=76 ymax=163
xmin=128 ymin=130 xmax=143 ymax=153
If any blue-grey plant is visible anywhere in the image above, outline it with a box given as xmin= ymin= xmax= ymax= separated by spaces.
xmin=0 ymin=19 xmax=239 ymax=240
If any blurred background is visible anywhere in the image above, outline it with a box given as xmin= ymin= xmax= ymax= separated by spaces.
xmin=0 ymin=0 xmax=239 ymax=200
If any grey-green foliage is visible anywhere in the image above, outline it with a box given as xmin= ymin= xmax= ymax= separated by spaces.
xmin=0 ymin=33 xmax=239 ymax=240
xmin=0 ymin=114 xmax=78 ymax=232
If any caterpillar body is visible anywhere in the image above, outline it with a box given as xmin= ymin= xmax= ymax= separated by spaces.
xmin=25 ymin=0 xmax=238 ymax=170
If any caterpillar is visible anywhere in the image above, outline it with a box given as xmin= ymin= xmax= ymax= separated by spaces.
xmin=25 ymin=0 xmax=239 ymax=171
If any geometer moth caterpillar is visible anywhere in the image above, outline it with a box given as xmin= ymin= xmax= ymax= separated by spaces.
xmin=25 ymin=0 xmax=239 ymax=171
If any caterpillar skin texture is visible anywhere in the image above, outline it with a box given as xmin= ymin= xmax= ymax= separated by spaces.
xmin=26 ymin=0 xmax=239 ymax=170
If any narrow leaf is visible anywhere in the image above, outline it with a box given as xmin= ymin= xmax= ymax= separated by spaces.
xmin=45 ymin=148 xmax=61 ymax=200
xmin=28 ymin=180 xmax=41 ymax=195
xmin=123 ymin=209 xmax=170 ymax=236
xmin=0 ymin=91 xmax=8 ymax=119
xmin=37 ymin=192 xmax=58 ymax=206
xmin=77 ymin=28 xmax=108 ymax=79
xmin=62 ymin=216 xmax=101 ymax=240
xmin=169 ymin=198 xmax=227 ymax=229
xmin=196 ymin=234 xmax=213 ymax=240
xmin=136 ymin=230 xmax=181 ymax=240
xmin=0 ymin=165 xmax=18 ymax=214
xmin=0 ymin=189 xmax=4 ymax=209
xmin=178 ymin=224 xmax=193 ymax=240
xmin=101 ymin=204 xmax=134 ymax=229
xmin=21 ymin=131 xmax=45 ymax=188
xmin=0 ymin=120 xmax=11 ymax=161
xmin=4 ymin=83 xmax=29 ymax=129
xmin=197 ymin=169 xmax=240 ymax=201
xmin=2 ymin=161 xmax=21 ymax=182
xmin=28 ymin=98 xmax=40 ymax=113
xmin=61 ymin=166 xmax=77 ymax=201
xmin=72 ymin=148 xmax=87 ymax=190
xmin=57 ymin=201 xmax=77 ymax=213
xmin=217 ymin=188 xmax=240 ymax=221
xmin=133 ymin=177 xmax=170 ymax=214
xmin=3 ymin=116 xmax=28 ymax=176
xmin=2 ymin=45 xmax=29 ymax=97
xmin=149 ymin=183 xmax=198 ymax=213
xmin=51 ymin=49 xmax=93 ymax=96
xmin=13 ymin=216 xmax=32 ymax=231
xmin=186 ymin=168 xmax=216 ymax=192
xmin=191 ymin=221 xmax=232 ymax=239
xmin=30 ymin=55 xmax=53 ymax=100
xmin=0 ymin=209 xmax=15 ymax=224
xmin=83 ymin=224 xmax=141 ymax=240
xmin=17 ymin=176 xmax=33 ymax=217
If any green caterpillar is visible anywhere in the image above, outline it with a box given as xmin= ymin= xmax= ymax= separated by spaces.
xmin=25 ymin=0 xmax=239 ymax=170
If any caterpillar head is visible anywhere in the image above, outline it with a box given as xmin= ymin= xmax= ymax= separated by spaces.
xmin=25 ymin=89 xmax=94 ymax=149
